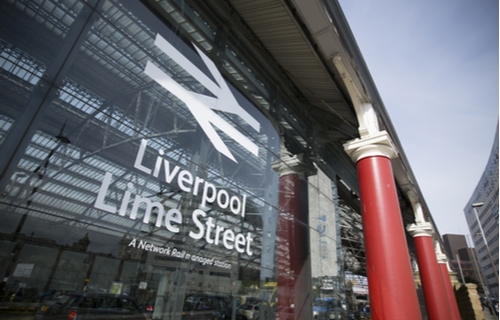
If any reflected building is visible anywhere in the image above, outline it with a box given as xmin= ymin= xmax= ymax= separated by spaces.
xmin=464 ymin=123 xmax=499 ymax=298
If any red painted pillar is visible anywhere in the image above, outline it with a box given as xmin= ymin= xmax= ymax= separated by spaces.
xmin=407 ymin=223 xmax=452 ymax=320
xmin=437 ymin=256 xmax=462 ymax=320
xmin=272 ymin=151 xmax=312 ymax=320
xmin=345 ymin=132 xmax=422 ymax=320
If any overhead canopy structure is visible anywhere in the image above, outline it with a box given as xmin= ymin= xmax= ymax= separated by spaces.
xmin=194 ymin=0 xmax=439 ymax=275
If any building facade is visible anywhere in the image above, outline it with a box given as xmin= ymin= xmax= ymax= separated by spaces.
xmin=443 ymin=234 xmax=478 ymax=281
xmin=0 ymin=1 xmax=462 ymax=319
xmin=443 ymin=234 xmax=469 ymax=261
xmin=442 ymin=233 xmax=488 ymax=288
xmin=464 ymin=123 xmax=499 ymax=298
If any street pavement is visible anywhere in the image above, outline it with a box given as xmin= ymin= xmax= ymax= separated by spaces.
xmin=482 ymin=309 xmax=498 ymax=320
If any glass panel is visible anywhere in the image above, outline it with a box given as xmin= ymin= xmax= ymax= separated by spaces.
xmin=0 ymin=0 xmax=351 ymax=318
xmin=0 ymin=0 xmax=85 ymax=155
xmin=0 ymin=1 xmax=280 ymax=320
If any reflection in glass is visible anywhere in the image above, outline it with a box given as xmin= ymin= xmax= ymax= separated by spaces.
xmin=0 ymin=1 xmax=280 ymax=320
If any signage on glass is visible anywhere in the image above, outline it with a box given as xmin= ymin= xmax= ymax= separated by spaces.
xmin=144 ymin=34 xmax=260 ymax=163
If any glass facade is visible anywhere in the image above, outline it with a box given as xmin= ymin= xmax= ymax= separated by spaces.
xmin=0 ymin=0 xmax=353 ymax=319
xmin=464 ymin=123 xmax=499 ymax=298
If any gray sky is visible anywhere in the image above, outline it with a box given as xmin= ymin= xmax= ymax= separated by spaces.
xmin=337 ymin=0 xmax=499 ymax=236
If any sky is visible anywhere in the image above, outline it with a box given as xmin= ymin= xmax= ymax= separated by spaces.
xmin=337 ymin=0 xmax=499 ymax=238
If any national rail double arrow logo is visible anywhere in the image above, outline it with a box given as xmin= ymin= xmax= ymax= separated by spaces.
xmin=144 ymin=34 xmax=260 ymax=163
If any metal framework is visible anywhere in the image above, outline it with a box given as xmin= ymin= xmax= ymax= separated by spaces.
xmin=0 ymin=0 xmax=368 ymax=286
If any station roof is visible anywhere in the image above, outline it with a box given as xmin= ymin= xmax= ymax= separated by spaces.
xmin=215 ymin=0 xmax=441 ymax=274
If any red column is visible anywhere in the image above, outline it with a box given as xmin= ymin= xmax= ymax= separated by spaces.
xmin=345 ymin=132 xmax=422 ymax=320
xmin=407 ymin=223 xmax=452 ymax=320
xmin=272 ymin=151 xmax=312 ymax=320
xmin=438 ymin=259 xmax=462 ymax=320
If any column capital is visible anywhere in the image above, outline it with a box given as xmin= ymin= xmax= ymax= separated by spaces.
xmin=271 ymin=140 xmax=309 ymax=177
xmin=436 ymin=252 xmax=449 ymax=265
xmin=271 ymin=152 xmax=308 ymax=177
xmin=407 ymin=221 xmax=434 ymax=238
xmin=434 ymin=240 xmax=450 ymax=266
xmin=343 ymin=131 xmax=398 ymax=163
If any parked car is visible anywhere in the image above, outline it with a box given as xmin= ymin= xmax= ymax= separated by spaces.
xmin=182 ymin=294 xmax=230 ymax=320
xmin=35 ymin=293 xmax=150 ymax=320
xmin=239 ymin=303 xmax=260 ymax=320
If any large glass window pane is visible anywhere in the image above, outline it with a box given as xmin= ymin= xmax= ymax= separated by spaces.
xmin=0 ymin=1 xmax=280 ymax=319
xmin=0 ymin=0 xmax=85 ymax=155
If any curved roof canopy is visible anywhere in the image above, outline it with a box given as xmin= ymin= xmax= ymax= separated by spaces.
xmin=207 ymin=0 xmax=440 ymax=275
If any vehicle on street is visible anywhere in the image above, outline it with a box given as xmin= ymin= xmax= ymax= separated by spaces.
xmin=258 ymin=283 xmax=277 ymax=307
xmin=239 ymin=302 xmax=260 ymax=320
xmin=182 ymin=294 xmax=230 ymax=320
xmin=35 ymin=293 xmax=150 ymax=320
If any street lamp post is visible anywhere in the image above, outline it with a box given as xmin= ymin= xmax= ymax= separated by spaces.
xmin=467 ymin=233 xmax=493 ymax=313
xmin=471 ymin=202 xmax=499 ymax=296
